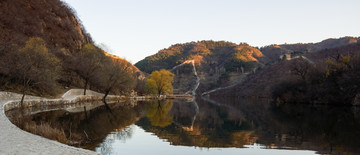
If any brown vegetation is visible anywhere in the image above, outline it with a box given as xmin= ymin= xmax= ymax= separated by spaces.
xmin=23 ymin=121 xmax=68 ymax=144
xmin=211 ymin=42 xmax=360 ymax=105
xmin=136 ymin=41 xmax=264 ymax=94
xmin=10 ymin=110 xmax=71 ymax=144
xmin=0 ymin=0 xmax=140 ymax=97
xmin=2 ymin=37 xmax=59 ymax=103
xmin=0 ymin=0 xmax=91 ymax=53
xmin=261 ymin=36 xmax=360 ymax=63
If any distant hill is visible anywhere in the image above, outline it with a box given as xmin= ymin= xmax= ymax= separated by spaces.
xmin=135 ymin=37 xmax=360 ymax=100
xmin=211 ymin=42 xmax=360 ymax=105
xmin=135 ymin=41 xmax=265 ymax=93
xmin=261 ymin=36 xmax=360 ymax=63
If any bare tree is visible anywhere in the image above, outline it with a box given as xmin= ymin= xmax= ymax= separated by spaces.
xmin=94 ymin=57 xmax=136 ymax=102
xmin=72 ymin=44 xmax=105 ymax=95
xmin=7 ymin=37 xmax=59 ymax=104
xmin=291 ymin=58 xmax=310 ymax=81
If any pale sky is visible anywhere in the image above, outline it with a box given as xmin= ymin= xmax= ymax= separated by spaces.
xmin=61 ymin=0 xmax=360 ymax=64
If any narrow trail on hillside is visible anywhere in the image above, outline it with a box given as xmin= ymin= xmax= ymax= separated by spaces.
xmin=171 ymin=60 xmax=200 ymax=96
xmin=300 ymin=56 xmax=315 ymax=64
xmin=290 ymin=55 xmax=315 ymax=64
xmin=171 ymin=60 xmax=200 ymax=132
xmin=201 ymin=79 xmax=245 ymax=96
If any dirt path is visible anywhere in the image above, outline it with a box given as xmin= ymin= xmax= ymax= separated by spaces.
xmin=0 ymin=89 xmax=100 ymax=155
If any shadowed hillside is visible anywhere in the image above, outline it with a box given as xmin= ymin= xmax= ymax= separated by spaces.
xmin=0 ymin=0 xmax=92 ymax=53
xmin=261 ymin=36 xmax=360 ymax=63
xmin=0 ymin=0 xmax=141 ymax=97
xmin=136 ymin=37 xmax=360 ymax=96
xmin=211 ymin=42 xmax=360 ymax=105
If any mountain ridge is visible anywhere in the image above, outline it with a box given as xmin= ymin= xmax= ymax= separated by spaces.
xmin=135 ymin=36 xmax=360 ymax=98
xmin=135 ymin=41 xmax=265 ymax=94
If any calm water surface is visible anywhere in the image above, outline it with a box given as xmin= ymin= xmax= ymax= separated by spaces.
xmin=7 ymin=97 xmax=360 ymax=155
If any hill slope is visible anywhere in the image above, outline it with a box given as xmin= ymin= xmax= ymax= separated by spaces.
xmin=261 ymin=36 xmax=360 ymax=63
xmin=136 ymin=37 xmax=360 ymax=98
xmin=211 ymin=42 xmax=360 ymax=105
xmin=0 ymin=0 xmax=92 ymax=54
xmin=135 ymin=41 xmax=265 ymax=94
xmin=0 ymin=0 xmax=140 ymax=96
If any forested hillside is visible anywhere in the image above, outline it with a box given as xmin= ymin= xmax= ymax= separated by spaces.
xmin=0 ymin=0 xmax=140 ymax=97
xmin=261 ymin=36 xmax=359 ymax=63
xmin=135 ymin=41 xmax=265 ymax=93
xmin=135 ymin=37 xmax=360 ymax=96
xmin=135 ymin=37 xmax=360 ymax=104
xmin=0 ymin=0 xmax=91 ymax=53
xmin=211 ymin=42 xmax=360 ymax=105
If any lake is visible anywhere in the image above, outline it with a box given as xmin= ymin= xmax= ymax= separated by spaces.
xmin=6 ymin=97 xmax=360 ymax=155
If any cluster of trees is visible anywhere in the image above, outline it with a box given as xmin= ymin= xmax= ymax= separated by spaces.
xmin=0 ymin=37 xmax=137 ymax=103
xmin=68 ymin=43 xmax=136 ymax=99
xmin=272 ymin=49 xmax=360 ymax=105
xmin=0 ymin=37 xmax=177 ymax=103
xmin=0 ymin=38 xmax=59 ymax=103
xmin=71 ymin=43 xmax=137 ymax=101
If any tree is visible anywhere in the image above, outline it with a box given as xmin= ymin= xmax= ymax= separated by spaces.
xmin=145 ymin=100 xmax=174 ymax=127
xmin=94 ymin=57 xmax=136 ymax=102
xmin=72 ymin=44 xmax=105 ymax=95
xmin=291 ymin=58 xmax=311 ymax=80
xmin=145 ymin=69 xmax=174 ymax=96
xmin=7 ymin=37 xmax=59 ymax=104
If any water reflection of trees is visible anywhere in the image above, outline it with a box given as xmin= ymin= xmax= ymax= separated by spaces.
xmin=97 ymin=126 xmax=134 ymax=155
xmin=266 ymin=104 xmax=360 ymax=154
xmin=144 ymin=100 xmax=174 ymax=127
xmin=137 ymin=98 xmax=256 ymax=148
xmin=205 ymin=97 xmax=360 ymax=154
xmin=137 ymin=97 xmax=360 ymax=154
xmin=8 ymin=102 xmax=142 ymax=150
xmin=9 ymin=97 xmax=360 ymax=154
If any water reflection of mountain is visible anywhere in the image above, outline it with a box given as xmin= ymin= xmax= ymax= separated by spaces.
xmin=8 ymin=98 xmax=360 ymax=154
xmin=137 ymin=98 xmax=360 ymax=154
xmin=137 ymin=98 xmax=258 ymax=148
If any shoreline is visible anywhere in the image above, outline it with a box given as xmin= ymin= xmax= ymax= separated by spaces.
xmin=0 ymin=89 xmax=115 ymax=155
xmin=0 ymin=89 xmax=196 ymax=154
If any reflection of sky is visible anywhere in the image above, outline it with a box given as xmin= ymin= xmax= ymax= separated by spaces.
xmin=96 ymin=125 xmax=316 ymax=155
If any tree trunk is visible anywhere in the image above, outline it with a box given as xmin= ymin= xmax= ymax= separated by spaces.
xmin=20 ymin=82 xmax=28 ymax=105
xmin=84 ymin=106 xmax=88 ymax=120
xmin=157 ymin=100 xmax=162 ymax=109
xmin=20 ymin=91 xmax=26 ymax=105
xmin=83 ymin=79 xmax=88 ymax=95
xmin=103 ymin=88 xmax=112 ymax=112
xmin=103 ymin=89 xmax=110 ymax=103
xmin=158 ymin=89 xmax=161 ymax=97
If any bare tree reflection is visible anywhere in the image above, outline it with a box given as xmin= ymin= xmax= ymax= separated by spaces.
xmin=97 ymin=125 xmax=134 ymax=155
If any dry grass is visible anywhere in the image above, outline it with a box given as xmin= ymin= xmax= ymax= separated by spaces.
xmin=8 ymin=109 xmax=86 ymax=146
xmin=23 ymin=121 xmax=67 ymax=143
